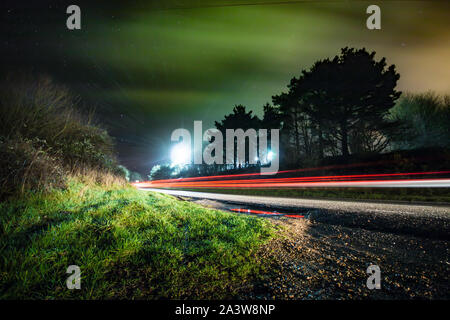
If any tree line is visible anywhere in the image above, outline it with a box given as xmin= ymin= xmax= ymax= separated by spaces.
xmin=149 ymin=47 xmax=449 ymax=179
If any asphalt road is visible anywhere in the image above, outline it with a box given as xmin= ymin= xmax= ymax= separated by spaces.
xmin=141 ymin=188 xmax=449 ymax=218
xmin=141 ymin=188 xmax=450 ymax=240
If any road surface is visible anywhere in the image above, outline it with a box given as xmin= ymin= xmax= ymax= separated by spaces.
xmin=140 ymin=188 xmax=449 ymax=218
xmin=141 ymin=188 xmax=450 ymax=299
xmin=141 ymin=187 xmax=450 ymax=240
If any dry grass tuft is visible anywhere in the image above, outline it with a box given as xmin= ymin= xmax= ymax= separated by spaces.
xmin=0 ymin=73 xmax=127 ymax=199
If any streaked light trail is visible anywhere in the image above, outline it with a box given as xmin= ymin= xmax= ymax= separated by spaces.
xmin=134 ymin=170 xmax=450 ymax=189
xmin=230 ymin=208 xmax=304 ymax=218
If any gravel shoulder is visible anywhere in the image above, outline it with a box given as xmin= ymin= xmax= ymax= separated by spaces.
xmin=244 ymin=217 xmax=449 ymax=299
xmin=167 ymin=192 xmax=450 ymax=300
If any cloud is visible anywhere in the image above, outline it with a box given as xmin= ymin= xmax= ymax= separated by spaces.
xmin=2 ymin=0 xmax=449 ymax=172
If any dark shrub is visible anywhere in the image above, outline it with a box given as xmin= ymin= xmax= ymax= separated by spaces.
xmin=389 ymin=92 xmax=450 ymax=150
xmin=0 ymin=137 xmax=65 ymax=198
xmin=0 ymin=74 xmax=125 ymax=197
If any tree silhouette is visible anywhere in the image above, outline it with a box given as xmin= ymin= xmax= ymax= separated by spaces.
xmin=328 ymin=47 xmax=400 ymax=156
xmin=149 ymin=164 xmax=173 ymax=180
xmin=274 ymin=47 xmax=401 ymax=159
xmin=215 ymin=105 xmax=260 ymax=168
xmin=261 ymin=103 xmax=283 ymax=131
xmin=215 ymin=105 xmax=260 ymax=131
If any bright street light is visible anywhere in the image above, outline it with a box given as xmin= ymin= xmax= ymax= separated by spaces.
xmin=170 ymin=143 xmax=191 ymax=165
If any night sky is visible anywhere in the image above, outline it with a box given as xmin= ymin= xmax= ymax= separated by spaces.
xmin=1 ymin=0 xmax=449 ymax=174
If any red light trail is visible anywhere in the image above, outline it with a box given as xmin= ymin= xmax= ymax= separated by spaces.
xmin=134 ymin=170 xmax=450 ymax=189
xmin=230 ymin=208 xmax=304 ymax=218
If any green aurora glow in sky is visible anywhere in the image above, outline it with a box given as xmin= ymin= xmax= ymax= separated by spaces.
xmin=2 ymin=0 xmax=449 ymax=172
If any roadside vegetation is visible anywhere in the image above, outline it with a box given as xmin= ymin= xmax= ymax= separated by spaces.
xmin=0 ymin=74 xmax=125 ymax=199
xmin=0 ymin=179 xmax=274 ymax=299
xmin=389 ymin=92 xmax=450 ymax=150
xmin=0 ymin=74 xmax=275 ymax=299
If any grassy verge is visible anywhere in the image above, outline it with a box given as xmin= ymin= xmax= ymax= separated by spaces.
xmin=0 ymin=179 xmax=275 ymax=299
xmin=178 ymin=187 xmax=450 ymax=203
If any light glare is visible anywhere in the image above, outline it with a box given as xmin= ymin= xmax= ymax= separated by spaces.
xmin=171 ymin=143 xmax=191 ymax=165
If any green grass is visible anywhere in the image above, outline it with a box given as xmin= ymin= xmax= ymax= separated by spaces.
xmin=179 ymin=187 xmax=450 ymax=203
xmin=0 ymin=179 xmax=275 ymax=299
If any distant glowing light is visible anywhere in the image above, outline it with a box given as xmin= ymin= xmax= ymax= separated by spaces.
xmin=267 ymin=151 xmax=274 ymax=162
xmin=170 ymin=143 xmax=191 ymax=165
